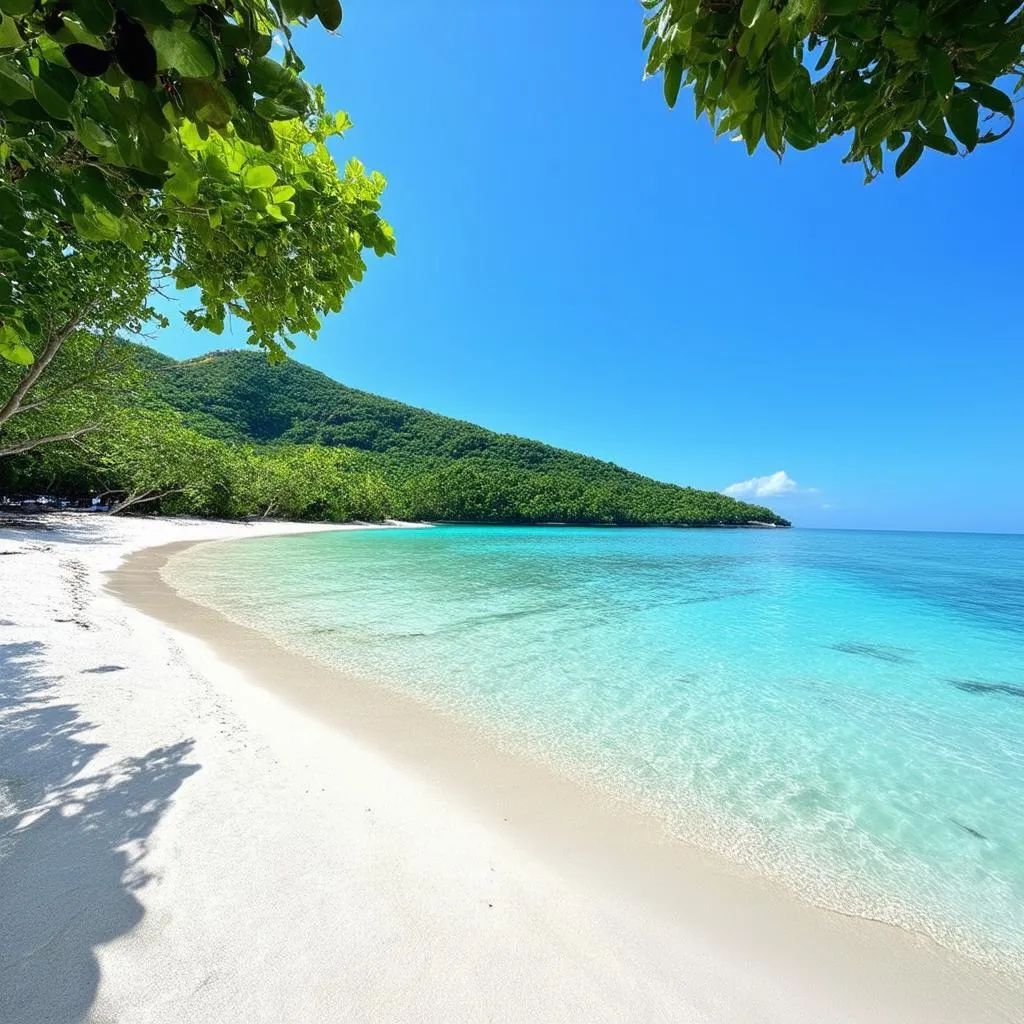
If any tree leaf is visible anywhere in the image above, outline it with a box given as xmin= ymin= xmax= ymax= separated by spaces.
xmin=0 ymin=57 xmax=33 ymax=102
xmin=71 ymin=0 xmax=114 ymax=36
xmin=254 ymin=96 xmax=300 ymax=121
xmin=0 ymin=180 xmax=21 ymax=225
xmin=814 ymin=37 xmax=835 ymax=72
xmin=88 ymin=204 xmax=122 ymax=238
xmin=743 ymin=110 xmax=763 ymax=154
xmin=880 ymin=28 xmax=918 ymax=61
xmin=76 ymin=115 xmax=113 ymax=155
xmin=891 ymin=2 xmax=924 ymax=34
xmin=64 ymin=43 xmax=114 ymax=77
xmin=315 ymin=0 xmax=342 ymax=32
xmin=641 ymin=17 xmax=657 ymax=50
xmin=926 ymin=48 xmax=954 ymax=97
xmin=115 ymin=0 xmax=173 ymax=28
xmin=0 ymin=13 xmax=24 ymax=50
xmin=947 ymin=93 xmax=978 ymax=151
xmin=32 ymin=75 xmax=73 ymax=120
xmin=72 ymin=209 xmax=118 ymax=240
xmin=739 ymin=0 xmax=761 ymax=29
xmin=749 ymin=9 xmax=778 ymax=64
xmin=74 ymin=164 xmax=122 ymax=216
xmin=663 ymin=54 xmax=682 ymax=109
xmin=17 ymin=168 xmax=62 ymax=210
xmin=0 ymin=326 xmax=34 ymax=365
xmin=763 ymin=104 xmax=783 ymax=155
xmin=242 ymin=164 xmax=277 ymax=189
xmin=784 ymin=115 xmax=817 ymax=150
xmin=736 ymin=27 xmax=753 ymax=59
xmin=152 ymin=26 xmax=216 ymax=78
xmin=966 ymin=82 xmax=1013 ymax=119
xmin=923 ymin=130 xmax=957 ymax=155
xmin=165 ymin=166 xmax=200 ymax=202
xmin=250 ymin=56 xmax=305 ymax=106
xmin=120 ymin=218 xmax=147 ymax=250
xmin=894 ymin=135 xmax=923 ymax=177
xmin=769 ymin=44 xmax=797 ymax=93
xmin=179 ymin=78 xmax=235 ymax=128
xmin=0 ymin=0 xmax=34 ymax=16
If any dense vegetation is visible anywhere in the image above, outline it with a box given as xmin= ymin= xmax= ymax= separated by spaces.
xmin=643 ymin=0 xmax=1022 ymax=180
xmin=1 ymin=347 xmax=790 ymax=527
xmin=1 ymin=0 xmax=390 ymax=376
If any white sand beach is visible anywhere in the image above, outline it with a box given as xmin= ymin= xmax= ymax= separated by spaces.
xmin=1 ymin=515 xmax=1020 ymax=1024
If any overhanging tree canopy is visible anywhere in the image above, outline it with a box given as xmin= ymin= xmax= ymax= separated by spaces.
xmin=643 ymin=0 xmax=1022 ymax=179
xmin=0 ymin=209 xmax=160 ymax=454
xmin=0 ymin=0 xmax=393 ymax=366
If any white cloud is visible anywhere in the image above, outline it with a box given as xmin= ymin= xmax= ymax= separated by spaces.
xmin=723 ymin=470 xmax=802 ymax=499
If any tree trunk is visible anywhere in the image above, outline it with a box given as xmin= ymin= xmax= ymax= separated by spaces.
xmin=107 ymin=487 xmax=187 ymax=516
xmin=0 ymin=304 xmax=92 ymax=430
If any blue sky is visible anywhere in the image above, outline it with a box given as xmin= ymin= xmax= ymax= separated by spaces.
xmin=155 ymin=1 xmax=1024 ymax=533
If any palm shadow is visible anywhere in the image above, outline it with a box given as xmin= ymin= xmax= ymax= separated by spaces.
xmin=0 ymin=640 xmax=200 ymax=1024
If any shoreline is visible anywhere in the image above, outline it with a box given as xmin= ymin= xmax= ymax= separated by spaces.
xmin=106 ymin=530 xmax=1022 ymax=1022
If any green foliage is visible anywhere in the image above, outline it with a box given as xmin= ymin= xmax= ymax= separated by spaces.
xmin=110 ymin=347 xmax=788 ymax=527
xmin=0 ymin=0 xmax=393 ymax=363
xmin=0 ymin=0 xmax=339 ymax=172
xmin=3 ymin=347 xmax=790 ymax=525
xmin=0 ymin=324 xmax=33 ymax=364
xmin=0 ymin=230 xmax=158 ymax=455
xmin=223 ymin=443 xmax=392 ymax=520
xmin=0 ymin=327 xmax=145 ymax=454
xmin=642 ymin=0 xmax=1023 ymax=180
xmin=167 ymin=119 xmax=393 ymax=357
xmin=84 ymin=407 xmax=235 ymax=512
xmin=3 ymin=406 xmax=405 ymax=519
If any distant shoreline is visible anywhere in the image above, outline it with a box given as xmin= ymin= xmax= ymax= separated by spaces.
xmin=423 ymin=519 xmax=790 ymax=528
xmin=0 ymin=510 xmax=789 ymax=530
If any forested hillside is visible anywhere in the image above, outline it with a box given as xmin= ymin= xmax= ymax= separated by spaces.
xmin=132 ymin=348 xmax=787 ymax=527
xmin=2 ymin=347 xmax=788 ymax=527
xmin=134 ymin=348 xmax=637 ymax=471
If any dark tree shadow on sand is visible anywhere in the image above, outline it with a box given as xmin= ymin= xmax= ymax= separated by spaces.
xmin=0 ymin=641 xmax=199 ymax=1024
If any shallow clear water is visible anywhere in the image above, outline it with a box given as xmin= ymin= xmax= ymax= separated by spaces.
xmin=170 ymin=527 xmax=1024 ymax=972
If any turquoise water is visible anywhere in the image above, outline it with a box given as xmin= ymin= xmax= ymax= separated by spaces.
xmin=170 ymin=527 xmax=1024 ymax=973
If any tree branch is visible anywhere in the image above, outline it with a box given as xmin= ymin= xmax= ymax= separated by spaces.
xmin=14 ymin=351 xmax=134 ymax=415
xmin=0 ymin=424 xmax=100 ymax=458
xmin=108 ymin=486 xmax=187 ymax=516
xmin=0 ymin=302 xmax=96 ymax=427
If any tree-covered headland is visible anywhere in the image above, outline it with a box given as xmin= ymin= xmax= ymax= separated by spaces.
xmin=1 ymin=347 xmax=791 ymax=526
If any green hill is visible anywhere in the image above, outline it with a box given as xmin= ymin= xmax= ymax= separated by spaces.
xmin=133 ymin=347 xmax=789 ymax=528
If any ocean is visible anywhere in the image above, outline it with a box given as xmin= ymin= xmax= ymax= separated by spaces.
xmin=169 ymin=526 xmax=1024 ymax=973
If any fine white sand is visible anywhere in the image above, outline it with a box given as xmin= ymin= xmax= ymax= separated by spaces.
xmin=1 ymin=514 xmax=1020 ymax=1024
